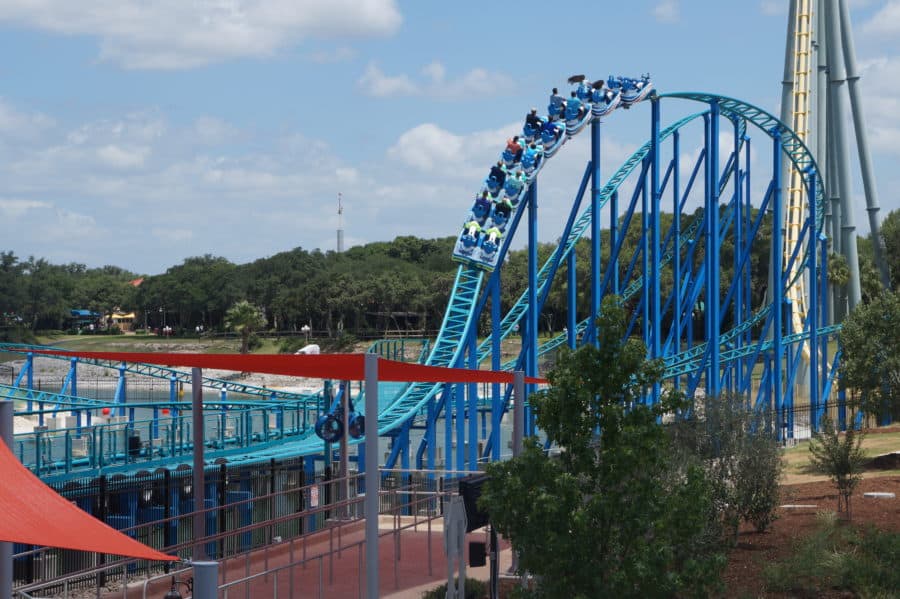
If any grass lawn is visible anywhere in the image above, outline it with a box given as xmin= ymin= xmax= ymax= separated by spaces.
xmin=781 ymin=428 xmax=900 ymax=484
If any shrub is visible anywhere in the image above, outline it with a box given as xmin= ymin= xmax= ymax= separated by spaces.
xmin=669 ymin=393 xmax=783 ymax=539
xmin=421 ymin=578 xmax=487 ymax=599
xmin=808 ymin=414 xmax=867 ymax=518
xmin=765 ymin=513 xmax=900 ymax=596
xmin=246 ymin=332 xmax=263 ymax=352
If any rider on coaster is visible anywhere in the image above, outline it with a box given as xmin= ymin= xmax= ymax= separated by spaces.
xmin=473 ymin=190 xmax=492 ymax=221
xmin=566 ymin=91 xmax=585 ymax=121
xmin=462 ymin=219 xmax=482 ymax=244
xmin=503 ymin=170 xmax=526 ymax=203
xmin=522 ymin=142 xmax=543 ymax=172
xmin=489 ymin=161 xmax=507 ymax=189
xmin=542 ymin=118 xmax=561 ymax=142
xmin=505 ymin=135 xmax=523 ymax=162
xmin=494 ymin=196 xmax=513 ymax=218
xmin=483 ymin=226 xmax=503 ymax=253
xmin=590 ymin=79 xmax=609 ymax=103
xmin=525 ymin=108 xmax=543 ymax=137
xmin=549 ymin=87 xmax=565 ymax=121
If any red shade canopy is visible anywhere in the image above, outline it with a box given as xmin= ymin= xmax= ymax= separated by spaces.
xmin=4 ymin=350 xmax=544 ymax=559
xmin=26 ymin=350 xmax=547 ymax=385
xmin=0 ymin=438 xmax=176 ymax=561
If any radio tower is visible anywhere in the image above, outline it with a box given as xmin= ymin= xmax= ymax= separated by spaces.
xmin=336 ymin=192 xmax=344 ymax=253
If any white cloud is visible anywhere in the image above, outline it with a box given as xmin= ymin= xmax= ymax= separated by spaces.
xmin=97 ymin=144 xmax=150 ymax=169
xmin=0 ymin=99 xmax=55 ymax=141
xmin=0 ymin=198 xmax=49 ymax=218
xmin=358 ymin=61 xmax=515 ymax=99
xmin=305 ymin=46 xmax=356 ymax=64
xmin=863 ymin=0 xmax=900 ymax=36
xmin=653 ymin=0 xmax=680 ymax=23
xmin=152 ymin=227 xmax=193 ymax=242
xmin=759 ymin=1 xmax=785 ymax=16
xmin=421 ymin=61 xmax=446 ymax=84
xmin=387 ymin=121 xmax=519 ymax=174
xmin=192 ymin=117 xmax=240 ymax=145
xmin=44 ymin=208 xmax=103 ymax=241
xmin=387 ymin=124 xmax=464 ymax=171
xmin=854 ymin=56 xmax=900 ymax=156
xmin=0 ymin=0 xmax=402 ymax=69
xmin=358 ymin=62 xmax=417 ymax=97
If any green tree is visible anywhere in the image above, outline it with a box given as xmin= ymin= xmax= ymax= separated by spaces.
xmin=838 ymin=290 xmax=900 ymax=419
xmin=808 ymin=415 xmax=867 ymax=519
xmin=479 ymin=296 xmax=724 ymax=598
xmin=225 ymin=300 xmax=267 ymax=354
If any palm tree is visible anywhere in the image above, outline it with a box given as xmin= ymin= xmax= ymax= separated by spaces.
xmin=225 ymin=300 xmax=267 ymax=354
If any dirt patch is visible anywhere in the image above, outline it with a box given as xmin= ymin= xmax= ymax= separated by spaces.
xmin=722 ymin=475 xmax=900 ymax=597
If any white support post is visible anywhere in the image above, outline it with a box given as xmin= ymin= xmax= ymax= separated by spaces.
xmin=364 ymin=353 xmax=379 ymax=598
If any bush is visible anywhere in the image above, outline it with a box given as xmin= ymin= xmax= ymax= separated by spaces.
xmin=765 ymin=512 xmax=900 ymax=596
xmin=0 ymin=326 xmax=37 ymax=344
xmin=246 ymin=332 xmax=263 ymax=352
xmin=669 ymin=393 xmax=783 ymax=539
xmin=421 ymin=578 xmax=487 ymax=599
xmin=808 ymin=414 xmax=867 ymax=518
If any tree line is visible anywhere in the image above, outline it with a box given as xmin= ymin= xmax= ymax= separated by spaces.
xmin=3 ymin=208 xmax=897 ymax=339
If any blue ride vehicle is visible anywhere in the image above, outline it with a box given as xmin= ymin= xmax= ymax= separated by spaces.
xmin=592 ymin=84 xmax=621 ymax=118
xmin=617 ymin=74 xmax=653 ymax=108
xmin=541 ymin=120 xmax=567 ymax=158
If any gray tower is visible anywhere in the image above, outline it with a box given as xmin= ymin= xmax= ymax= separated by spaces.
xmin=337 ymin=192 xmax=344 ymax=253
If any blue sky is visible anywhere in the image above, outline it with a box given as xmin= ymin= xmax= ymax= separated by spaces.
xmin=1 ymin=0 xmax=898 ymax=274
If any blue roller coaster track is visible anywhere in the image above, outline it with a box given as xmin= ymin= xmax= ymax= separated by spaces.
xmin=3 ymin=76 xmax=843 ymax=483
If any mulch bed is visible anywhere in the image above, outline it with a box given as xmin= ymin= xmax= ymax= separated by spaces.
xmin=722 ymin=475 xmax=900 ymax=597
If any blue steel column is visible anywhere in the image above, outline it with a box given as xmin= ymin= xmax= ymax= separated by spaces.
xmin=455 ymin=378 xmax=465 ymax=470
xmin=641 ymin=165 xmax=650 ymax=354
xmin=733 ymin=120 xmax=743 ymax=390
xmin=590 ymin=119 xmax=602 ymax=346
xmin=526 ymin=180 xmax=538 ymax=435
xmin=650 ymin=97 xmax=662 ymax=402
xmin=26 ymin=353 xmax=33 ymax=405
xmin=567 ymin=251 xmax=577 ymax=349
xmin=772 ymin=128 xmax=785 ymax=440
xmin=710 ymin=102 xmax=721 ymax=397
xmin=610 ymin=191 xmax=619 ymax=295
xmin=807 ymin=168 xmax=820 ymax=427
xmin=744 ymin=135 xmax=753 ymax=381
xmin=467 ymin=325 xmax=477 ymax=470
xmin=672 ymin=130 xmax=681 ymax=391
xmin=705 ymin=103 xmax=722 ymax=397
xmin=491 ymin=277 xmax=502 ymax=460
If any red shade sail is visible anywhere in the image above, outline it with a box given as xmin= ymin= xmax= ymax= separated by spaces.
xmin=0 ymin=438 xmax=176 ymax=561
xmin=26 ymin=350 xmax=547 ymax=385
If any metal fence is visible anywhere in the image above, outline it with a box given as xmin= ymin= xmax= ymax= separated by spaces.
xmin=12 ymin=461 xmax=471 ymax=598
